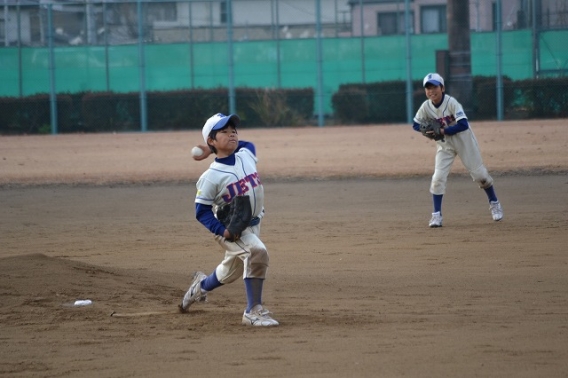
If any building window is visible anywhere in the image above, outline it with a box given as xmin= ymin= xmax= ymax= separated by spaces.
xmin=220 ymin=2 xmax=228 ymax=24
xmin=492 ymin=2 xmax=498 ymax=31
xmin=421 ymin=5 xmax=446 ymax=33
xmin=0 ymin=19 xmax=5 ymax=41
xmin=377 ymin=11 xmax=414 ymax=35
xmin=147 ymin=2 xmax=177 ymax=22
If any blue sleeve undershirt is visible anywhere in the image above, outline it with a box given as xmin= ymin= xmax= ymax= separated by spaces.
xmin=238 ymin=140 xmax=256 ymax=155
xmin=195 ymin=203 xmax=225 ymax=236
xmin=442 ymin=118 xmax=469 ymax=135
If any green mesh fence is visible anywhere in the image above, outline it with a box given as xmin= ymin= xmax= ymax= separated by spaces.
xmin=0 ymin=30 xmax=566 ymax=116
xmin=2 ymin=30 xmax=565 ymax=94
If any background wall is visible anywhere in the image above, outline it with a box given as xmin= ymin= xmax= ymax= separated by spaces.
xmin=1 ymin=29 xmax=567 ymax=114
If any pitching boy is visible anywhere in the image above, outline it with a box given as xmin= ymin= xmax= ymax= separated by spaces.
xmin=412 ymin=73 xmax=504 ymax=227
xmin=179 ymin=113 xmax=279 ymax=327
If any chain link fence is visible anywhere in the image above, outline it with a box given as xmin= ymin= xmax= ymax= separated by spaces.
xmin=0 ymin=0 xmax=567 ymax=134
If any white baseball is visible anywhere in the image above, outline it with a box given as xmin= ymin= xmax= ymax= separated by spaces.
xmin=191 ymin=146 xmax=204 ymax=157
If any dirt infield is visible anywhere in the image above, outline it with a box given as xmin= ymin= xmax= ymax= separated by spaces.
xmin=1 ymin=119 xmax=567 ymax=377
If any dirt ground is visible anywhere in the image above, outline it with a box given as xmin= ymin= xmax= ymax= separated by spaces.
xmin=1 ymin=119 xmax=567 ymax=377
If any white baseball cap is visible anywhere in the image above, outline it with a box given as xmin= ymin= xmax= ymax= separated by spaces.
xmin=423 ymin=73 xmax=444 ymax=87
xmin=202 ymin=113 xmax=240 ymax=144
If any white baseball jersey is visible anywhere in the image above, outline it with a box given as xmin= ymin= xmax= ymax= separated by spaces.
xmin=195 ymin=144 xmax=269 ymax=282
xmin=414 ymin=94 xmax=493 ymax=194
xmin=414 ymin=93 xmax=466 ymax=128
xmin=195 ymin=146 xmax=264 ymax=218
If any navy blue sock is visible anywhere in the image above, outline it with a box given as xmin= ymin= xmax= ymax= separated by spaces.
xmin=244 ymin=278 xmax=264 ymax=313
xmin=433 ymin=194 xmax=443 ymax=214
xmin=201 ymin=271 xmax=223 ymax=292
xmin=484 ymin=186 xmax=498 ymax=202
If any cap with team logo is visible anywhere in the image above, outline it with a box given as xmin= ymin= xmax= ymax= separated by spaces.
xmin=202 ymin=113 xmax=240 ymax=144
xmin=423 ymin=73 xmax=444 ymax=87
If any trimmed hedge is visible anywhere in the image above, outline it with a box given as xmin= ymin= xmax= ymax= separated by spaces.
xmin=514 ymin=77 xmax=568 ymax=118
xmin=0 ymin=87 xmax=314 ymax=134
xmin=331 ymin=76 xmax=565 ymax=124
xmin=1 ymin=77 xmax=566 ymax=134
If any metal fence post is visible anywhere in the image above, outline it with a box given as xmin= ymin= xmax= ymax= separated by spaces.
xmin=17 ymin=1 xmax=23 ymax=97
xmin=275 ymin=0 xmax=281 ymax=88
xmin=189 ymin=0 xmax=194 ymax=89
xmin=103 ymin=1 xmax=110 ymax=91
xmin=316 ymin=0 xmax=324 ymax=127
xmin=359 ymin=0 xmax=365 ymax=83
xmin=47 ymin=4 xmax=58 ymax=135
xmin=405 ymin=0 xmax=413 ymax=123
xmin=3 ymin=0 xmax=8 ymax=47
xmin=532 ymin=0 xmax=540 ymax=78
xmin=227 ymin=0 xmax=235 ymax=115
xmin=137 ymin=0 xmax=148 ymax=132
xmin=496 ymin=0 xmax=503 ymax=121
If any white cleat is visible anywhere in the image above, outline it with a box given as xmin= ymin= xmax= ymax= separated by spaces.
xmin=179 ymin=271 xmax=207 ymax=313
xmin=429 ymin=211 xmax=443 ymax=228
xmin=242 ymin=304 xmax=279 ymax=327
xmin=489 ymin=201 xmax=503 ymax=221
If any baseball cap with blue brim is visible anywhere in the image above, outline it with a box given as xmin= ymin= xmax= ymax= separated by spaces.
xmin=202 ymin=113 xmax=240 ymax=144
xmin=423 ymin=73 xmax=445 ymax=87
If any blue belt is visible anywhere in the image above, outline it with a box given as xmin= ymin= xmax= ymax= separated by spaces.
xmin=250 ymin=217 xmax=261 ymax=226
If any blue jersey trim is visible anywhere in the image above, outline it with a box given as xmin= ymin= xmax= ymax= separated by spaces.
xmin=215 ymin=154 xmax=236 ymax=165
xmin=213 ymin=140 xmax=256 ymax=166
xmin=433 ymin=93 xmax=446 ymax=109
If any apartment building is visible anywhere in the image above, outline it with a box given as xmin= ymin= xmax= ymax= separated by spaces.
xmin=1 ymin=0 xmax=566 ymax=47
xmin=349 ymin=0 xmax=567 ymax=36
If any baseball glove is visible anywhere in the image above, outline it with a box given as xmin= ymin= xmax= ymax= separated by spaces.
xmin=217 ymin=196 xmax=252 ymax=242
xmin=419 ymin=120 xmax=444 ymax=142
